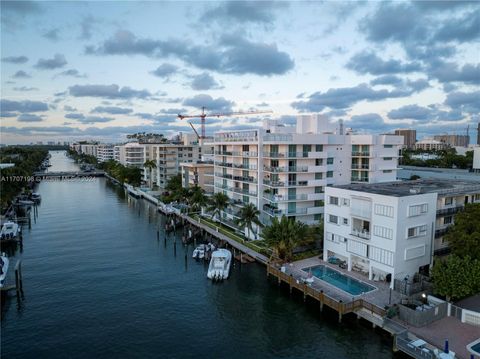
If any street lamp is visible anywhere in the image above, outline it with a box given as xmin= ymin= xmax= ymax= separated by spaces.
xmin=421 ymin=293 xmax=427 ymax=311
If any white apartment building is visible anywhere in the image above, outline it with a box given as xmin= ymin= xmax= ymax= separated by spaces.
xmin=114 ymin=142 xmax=145 ymax=167
xmin=211 ymin=115 xmax=403 ymax=236
xmin=180 ymin=162 xmax=214 ymax=194
xmin=96 ymin=144 xmax=114 ymax=163
xmin=324 ymin=179 xmax=480 ymax=289
xmin=415 ymin=138 xmax=449 ymax=151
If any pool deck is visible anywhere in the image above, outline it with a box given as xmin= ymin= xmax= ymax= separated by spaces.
xmin=291 ymin=257 xmax=404 ymax=309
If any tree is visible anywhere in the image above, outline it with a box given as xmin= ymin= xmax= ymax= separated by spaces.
xmin=235 ymin=203 xmax=262 ymax=240
xmin=443 ymin=203 xmax=480 ymax=260
xmin=262 ymin=215 xmax=311 ymax=262
xmin=189 ymin=186 xmax=208 ymax=213
xmin=207 ymin=192 xmax=229 ymax=220
xmin=143 ymin=160 xmax=157 ymax=189
xmin=431 ymin=255 xmax=480 ymax=301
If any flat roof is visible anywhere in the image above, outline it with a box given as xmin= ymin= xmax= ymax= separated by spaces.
xmin=335 ymin=179 xmax=480 ymax=197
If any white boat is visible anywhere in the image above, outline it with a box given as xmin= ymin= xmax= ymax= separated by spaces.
xmin=1 ymin=221 xmax=20 ymax=240
xmin=192 ymin=244 xmax=206 ymax=259
xmin=207 ymin=249 xmax=232 ymax=280
xmin=0 ymin=253 xmax=9 ymax=288
xmin=31 ymin=192 xmax=41 ymax=202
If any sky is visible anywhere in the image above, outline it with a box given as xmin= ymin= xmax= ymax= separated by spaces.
xmin=1 ymin=0 xmax=479 ymax=144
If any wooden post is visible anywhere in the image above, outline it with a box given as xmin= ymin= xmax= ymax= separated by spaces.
xmin=157 ymin=227 xmax=160 ymax=241
xmin=173 ymin=240 xmax=177 ymax=257
xmin=338 ymin=300 xmax=343 ymax=323
xmin=303 ymin=283 xmax=307 ymax=302
xmin=28 ymin=212 xmax=31 ymax=229
xmin=319 ymin=290 xmax=324 ymax=312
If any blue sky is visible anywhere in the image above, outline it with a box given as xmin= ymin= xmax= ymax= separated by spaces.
xmin=1 ymin=0 xmax=479 ymax=144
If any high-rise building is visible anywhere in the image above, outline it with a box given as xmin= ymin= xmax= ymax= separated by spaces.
xmin=210 ymin=115 xmax=403 ymax=237
xmin=477 ymin=123 xmax=480 ymax=145
xmin=433 ymin=134 xmax=469 ymax=147
xmin=394 ymin=129 xmax=416 ymax=149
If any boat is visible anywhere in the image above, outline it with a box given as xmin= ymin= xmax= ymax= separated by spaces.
xmin=207 ymin=249 xmax=232 ymax=281
xmin=0 ymin=253 xmax=9 ymax=288
xmin=1 ymin=221 xmax=21 ymax=241
xmin=31 ymin=192 xmax=41 ymax=202
xmin=192 ymin=244 xmax=206 ymax=259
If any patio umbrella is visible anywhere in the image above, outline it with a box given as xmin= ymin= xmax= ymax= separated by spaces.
xmin=444 ymin=339 xmax=449 ymax=353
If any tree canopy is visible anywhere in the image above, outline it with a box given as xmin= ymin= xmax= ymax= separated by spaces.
xmin=444 ymin=203 xmax=480 ymax=260
xmin=235 ymin=203 xmax=262 ymax=240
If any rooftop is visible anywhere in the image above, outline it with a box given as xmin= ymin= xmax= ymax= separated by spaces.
xmin=336 ymin=179 xmax=480 ymax=197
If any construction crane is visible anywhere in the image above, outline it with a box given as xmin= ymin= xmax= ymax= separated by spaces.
xmin=178 ymin=106 xmax=272 ymax=141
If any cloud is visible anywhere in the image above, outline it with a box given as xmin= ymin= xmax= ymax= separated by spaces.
xmin=78 ymin=116 xmax=115 ymax=124
xmin=90 ymin=106 xmax=133 ymax=114
xmin=427 ymin=61 xmax=480 ymax=84
xmin=86 ymin=30 xmax=294 ymax=76
xmin=190 ymin=72 xmax=223 ymax=90
xmin=79 ymin=15 xmax=101 ymax=40
xmin=35 ymin=53 xmax=67 ymax=70
xmin=183 ymin=94 xmax=235 ymax=113
xmin=370 ymin=75 xmax=404 ymax=86
xmin=2 ymin=55 xmax=28 ymax=64
xmin=64 ymin=105 xmax=77 ymax=112
xmin=69 ymin=84 xmax=152 ymax=99
xmin=12 ymin=70 xmax=31 ymax=78
xmin=158 ymin=108 xmax=186 ymax=115
xmin=257 ymin=102 xmax=270 ymax=107
xmin=291 ymin=83 xmax=420 ymax=112
xmin=1 ymin=99 xmax=49 ymax=112
xmin=445 ymin=90 xmax=480 ymax=113
xmin=150 ymin=63 xmax=178 ymax=78
xmin=43 ymin=28 xmax=60 ymax=41
xmin=1 ymin=112 xmax=17 ymax=118
xmin=433 ymin=9 xmax=480 ymax=43
xmin=347 ymin=51 xmax=422 ymax=75
xmin=201 ymin=1 xmax=288 ymax=25
xmin=387 ymin=105 xmax=432 ymax=121
xmin=17 ymin=113 xmax=44 ymax=122
xmin=1 ymin=1 xmax=42 ymax=30
xmin=65 ymin=113 xmax=85 ymax=120
xmin=56 ymin=69 xmax=87 ymax=78
xmin=346 ymin=113 xmax=392 ymax=132
xmin=13 ymin=86 xmax=38 ymax=91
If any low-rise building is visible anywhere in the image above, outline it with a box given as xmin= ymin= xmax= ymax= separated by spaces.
xmin=415 ymin=138 xmax=449 ymax=151
xmin=324 ymin=179 xmax=480 ymax=289
xmin=180 ymin=162 xmax=214 ymax=194
xmin=96 ymin=144 xmax=114 ymax=163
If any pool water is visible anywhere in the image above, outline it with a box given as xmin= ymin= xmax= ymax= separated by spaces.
xmin=470 ymin=341 xmax=480 ymax=355
xmin=305 ymin=265 xmax=376 ymax=296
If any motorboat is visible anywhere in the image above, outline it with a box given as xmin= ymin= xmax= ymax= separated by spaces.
xmin=207 ymin=249 xmax=232 ymax=281
xmin=1 ymin=221 xmax=20 ymax=241
xmin=0 ymin=253 xmax=9 ymax=288
xmin=192 ymin=244 xmax=206 ymax=259
xmin=31 ymin=192 xmax=41 ymax=202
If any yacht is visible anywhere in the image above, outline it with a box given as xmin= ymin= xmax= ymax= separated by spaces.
xmin=0 ymin=253 xmax=9 ymax=288
xmin=192 ymin=244 xmax=206 ymax=259
xmin=31 ymin=192 xmax=41 ymax=202
xmin=207 ymin=249 xmax=232 ymax=281
xmin=1 ymin=221 xmax=20 ymax=240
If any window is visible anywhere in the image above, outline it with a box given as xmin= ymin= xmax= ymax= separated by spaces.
xmin=328 ymin=215 xmax=338 ymax=224
xmin=384 ymin=144 xmax=393 ymax=148
xmin=445 ymin=197 xmax=453 ymax=206
xmin=314 ymin=200 xmax=324 ymax=207
xmin=383 ymin=157 xmax=393 ymax=160
xmin=327 ymin=157 xmax=334 ymax=165
xmin=316 ymin=144 xmax=323 ymax=152
xmin=444 ymin=216 xmax=453 ymax=225
xmin=374 ymin=204 xmax=394 ymax=217
xmin=315 ymin=186 xmax=323 ymax=193
xmin=343 ymin=218 xmax=348 ymax=225
xmin=407 ymin=225 xmax=427 ymax=238
xmin=373 ymin=225 xmax=393 ymax=240
xmin=314 ymin=214 xmax=322 ymax=221
xmin=475 ymin=194 xmax=480 ymax=202
xmin=383 ymin=170 xmax=392 ymax=173
xmin=315 ymin=158 xmax=323 ymax=166
xmin=315 ymin=172 xmax=323 ymax=180
xmin=408 ymin=203 xmax=428 ymax=217
xmin=327 ymin=171 xmax=333 ymax=178
xmin=342 ymin=198 xmax=350 ymax=206
xmin=329 ymin=196 xmax=339 ymax=205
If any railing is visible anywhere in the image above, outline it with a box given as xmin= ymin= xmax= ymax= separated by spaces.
xmin=262 ymin=152 xmax=309 ymax=158
xmin=233 ymin=176 xmax=257 ymax=184
xmin=436 ymin=206 xmax=463 ymax=216
xmin=215 ymin=162 xmax=257 ymax=170
xmin=263 ymin=207 xmax=308 ymax=216
xmin=351 ymin=151 xmax=371 ymax=157
xmin=263 ymin=166 xmax=309 ymax=172
xmin=395 ymin=335 xmax=434 ymax=359
xmin=351 ymin=164 xmax=370 ymax=169
xmin=351 ymin=229 xmax=371 ymax=240
xmin=434 ymin=227 xmax=449 ymax=238
xmin=214 ymin=183 xmax=257 ymax=197
xmin=215 ymin=151 xmax=258 ymax=157
xmin=263 ymin=180 xmax=309 ymax=187
xmin=351 ymin=176 xmax=369 ymax=182
xmin=263 ymin=193 xmax=308 ymax=202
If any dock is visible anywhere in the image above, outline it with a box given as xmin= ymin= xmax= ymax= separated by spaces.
xmin=33 ymin=171 xmax=105 ymax=179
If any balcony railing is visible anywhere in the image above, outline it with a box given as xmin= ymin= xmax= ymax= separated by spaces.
xmin=263 ymin=207 xmax=308 ymax=216
xmin=351 ymin=176 xmax=369 ymax=182
xmin=214 ymin=183 xmax=257 ymax=197
xmin=263 ymin=166 xmax=309 ymax=173
xmin=233 ymin=175 xmax=257 ymax=184
xmin=351 ymin=229 xmax=371 ymax=240
xmin=351 ymin=164 xmax=370 ymax=169
xmin=215 ymin=162 xmax=257 ymax=170
xmin=351 ymin=151 xmax=371 ymax=157
xmin=262 ymin=152 xmax=310 ymax=158
xmin=215 ymin=151 xmax=258 ymax=157
xmin=263 ymin=193 xmax=308 ymax=202
xmin=263 ymin=180 xmax=309 ymax=187
xmin=436 ymin=206 xmax=463 ymax=216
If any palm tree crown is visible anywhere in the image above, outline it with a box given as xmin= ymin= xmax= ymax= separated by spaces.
xmin=207 ymin=192 xmax=229 ymax=220
xmin=235 ymin=203 xmax=261 ymax=240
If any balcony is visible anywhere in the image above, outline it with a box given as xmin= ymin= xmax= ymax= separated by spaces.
xmin=263 ymin=180 xmax=309 ymax=187
xmin=214 ymin=183 xmax=257 ymax=197
xmin=215 ymin=151 xmax=258 ymax=157
xmin=435 ymin=227 xmax=449 ymax=238
xmin=262 ymin=206 xmax=308 ymax=216
xmin=351 ymin=164 xmax=370 ymax=170
xmin=351 ymin=151 xmax=371 ymax=157
xmin=351 ymin=176 xmax=369 ymax=182
xmin=262 ymin=151 xmax=309 ymax=158
xmin=351 ymin=229 xmax=371 ymax=240
xmin=436 ymin=206 xmax=463 ymax=216
xmin=214 ymin=173 xmax=233 ymax=180
xmin=215 ymin=162 xmax=257 ymax=170
xmin=233 ymin=175 xmax=257 ymax=184
xmin=263 ymin=166 xmax=308 ymax=173
xmin=262 ymin=193 xmax=308 ymax=202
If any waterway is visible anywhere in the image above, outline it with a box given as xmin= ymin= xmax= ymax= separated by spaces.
xmin=1 ymin=151 xmax=401 ymax=358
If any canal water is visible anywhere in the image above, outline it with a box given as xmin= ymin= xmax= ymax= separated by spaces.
xmin=1 ymin=151 xmax=400 ymax=358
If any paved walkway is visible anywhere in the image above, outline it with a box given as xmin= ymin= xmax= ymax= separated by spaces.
xmin=405 ymin=316 xmax=480 ymax=359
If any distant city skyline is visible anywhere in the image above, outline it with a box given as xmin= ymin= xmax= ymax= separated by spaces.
xmin=1 ymin=1 xmax=479 ymax=144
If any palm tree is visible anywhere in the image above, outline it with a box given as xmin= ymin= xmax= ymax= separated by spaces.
xmin=235 ymin=203 xmax=262 ymax=240
xmin=207 ymin=192 xmax=229 ymax=221
xmin=262 ymin=215 xmax=310 ymax=262
xmin=143 ymin=160 xmax=157 ymax=189
xmin=189 ymin=186 xmax=208 ymax=213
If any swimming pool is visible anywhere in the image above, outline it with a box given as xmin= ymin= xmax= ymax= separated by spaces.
xmin=467 ymin=339 xmax=480 ymax=356
xmin=303 ymin=265 xmax=376 ymax=296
